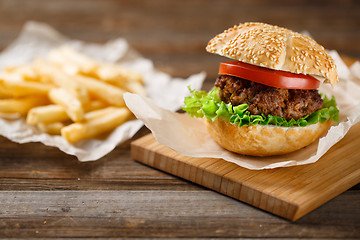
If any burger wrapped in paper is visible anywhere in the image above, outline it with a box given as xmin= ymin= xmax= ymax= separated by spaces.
xmin=183 ymin=22 xmax=339 ymax=156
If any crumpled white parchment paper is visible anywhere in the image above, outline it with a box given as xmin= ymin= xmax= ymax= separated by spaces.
xmin=0 ymin=21 xmax=206 ymax=161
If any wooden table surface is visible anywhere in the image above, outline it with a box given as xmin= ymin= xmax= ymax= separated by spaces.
xmin=0 ymin=0 xmax=359 ymax=238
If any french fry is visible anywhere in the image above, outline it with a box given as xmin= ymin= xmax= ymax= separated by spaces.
xmin=60 ymin=46 xmax=99 ymax=73
xmin=49 ymin=46 xmax=98 ymax=74
xmin=26 ymin=100 xmax=107 ymax=125
xmin=5 ymin=64 xmax=38 ymax=81
xmin=33 ymin=59 xmax=89 ymax=104
xmin=37 ymin=122 xmax=65 ymax=135
xmin=95 ymin=64 xmax=146 ymax=95
xmin=0 ymin=73 xmax=52 ymax=97
xmin=0 ymin=112 xmax=22 ymax=119
xmin=0 ymin=46 xmax=145 ymax=142
xmin=48 ymin=88 xmax=84 ymax=122
xmin=0 ymin=72 xmax=22 ymax=81
xmin=48 ymin=47 xmax=145 ymax=91
xmin=0 ymin=87 xmax=14 ymax=99
xmin=83 ymin=100 xmax=108 ymax=112
xmin=26 ymin=105 xmax=68 ymax=125
xmin=0 ymin=96 xmax=49 ymax=115
xmin=74 ymin=75 xmax=126 ymax=107
xmin=84 ymin=107 xmax=117 ymax=121
xmin=61 ymin=107 xmax=131 ymax=142
xmin=96 ymin=63 xmax=143 ymax=84
xmin=33 ymin=104 xmax=111 ymax=135
xmin=48 ymin=48 xmax=82 ymax=75
xmin=125 ymin=81 xmax=147 ymax=96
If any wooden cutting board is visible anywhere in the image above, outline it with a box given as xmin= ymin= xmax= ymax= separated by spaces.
xmin=131 ymin=122 xmax=360 ymax=221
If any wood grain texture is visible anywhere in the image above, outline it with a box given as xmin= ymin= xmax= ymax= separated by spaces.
xmin=0 ymin=190 xmax=359 ymax=238
xmin=0 ymin=0 xmax=359 ymax=238
xmin=0 ymin=130 xmax=200 ymax=192
xmin=0 ymin=0 xmax=359 ymax=80
xmin=131 ymin=119 xmax=360 ymax=221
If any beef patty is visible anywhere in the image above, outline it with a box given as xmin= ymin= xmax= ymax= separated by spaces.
xmin=215 ymin=75 xmax=323 ymax=121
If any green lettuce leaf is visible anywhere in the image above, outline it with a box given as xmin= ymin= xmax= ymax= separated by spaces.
xmin=182 ymin=86 xmax=339 ymax=127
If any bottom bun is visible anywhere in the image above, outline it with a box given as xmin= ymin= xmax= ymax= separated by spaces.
xmin=205 ymin=118 xmax=331 ymax=156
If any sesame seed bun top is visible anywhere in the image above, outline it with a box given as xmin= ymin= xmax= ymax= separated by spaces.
xmin=206 ymin=22 xmax=338 ymax=86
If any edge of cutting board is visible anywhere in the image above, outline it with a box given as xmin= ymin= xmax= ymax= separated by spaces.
xmin=131 ymin=122 xmax=360 ymax=221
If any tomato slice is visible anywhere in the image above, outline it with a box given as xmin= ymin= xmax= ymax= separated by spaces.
xmin=219 ymin=61 xmax=320 ymax=89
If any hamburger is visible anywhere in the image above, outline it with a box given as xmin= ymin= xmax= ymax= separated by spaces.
xmin=183 ymin=22 xmax=339 ymax=156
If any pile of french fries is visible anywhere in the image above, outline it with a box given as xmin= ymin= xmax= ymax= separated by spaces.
xmin=0 ymin=46 xmax=146 ymax=143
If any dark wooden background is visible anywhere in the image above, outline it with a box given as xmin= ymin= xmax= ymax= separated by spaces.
xmin=0 ymin=0 xmax=359 ymax=238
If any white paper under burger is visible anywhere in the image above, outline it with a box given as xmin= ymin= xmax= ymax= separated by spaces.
xmin=125 ymin=50 xmax=360 ymax=170
xmin=0 ymin=21 xmax=206 ymax=161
